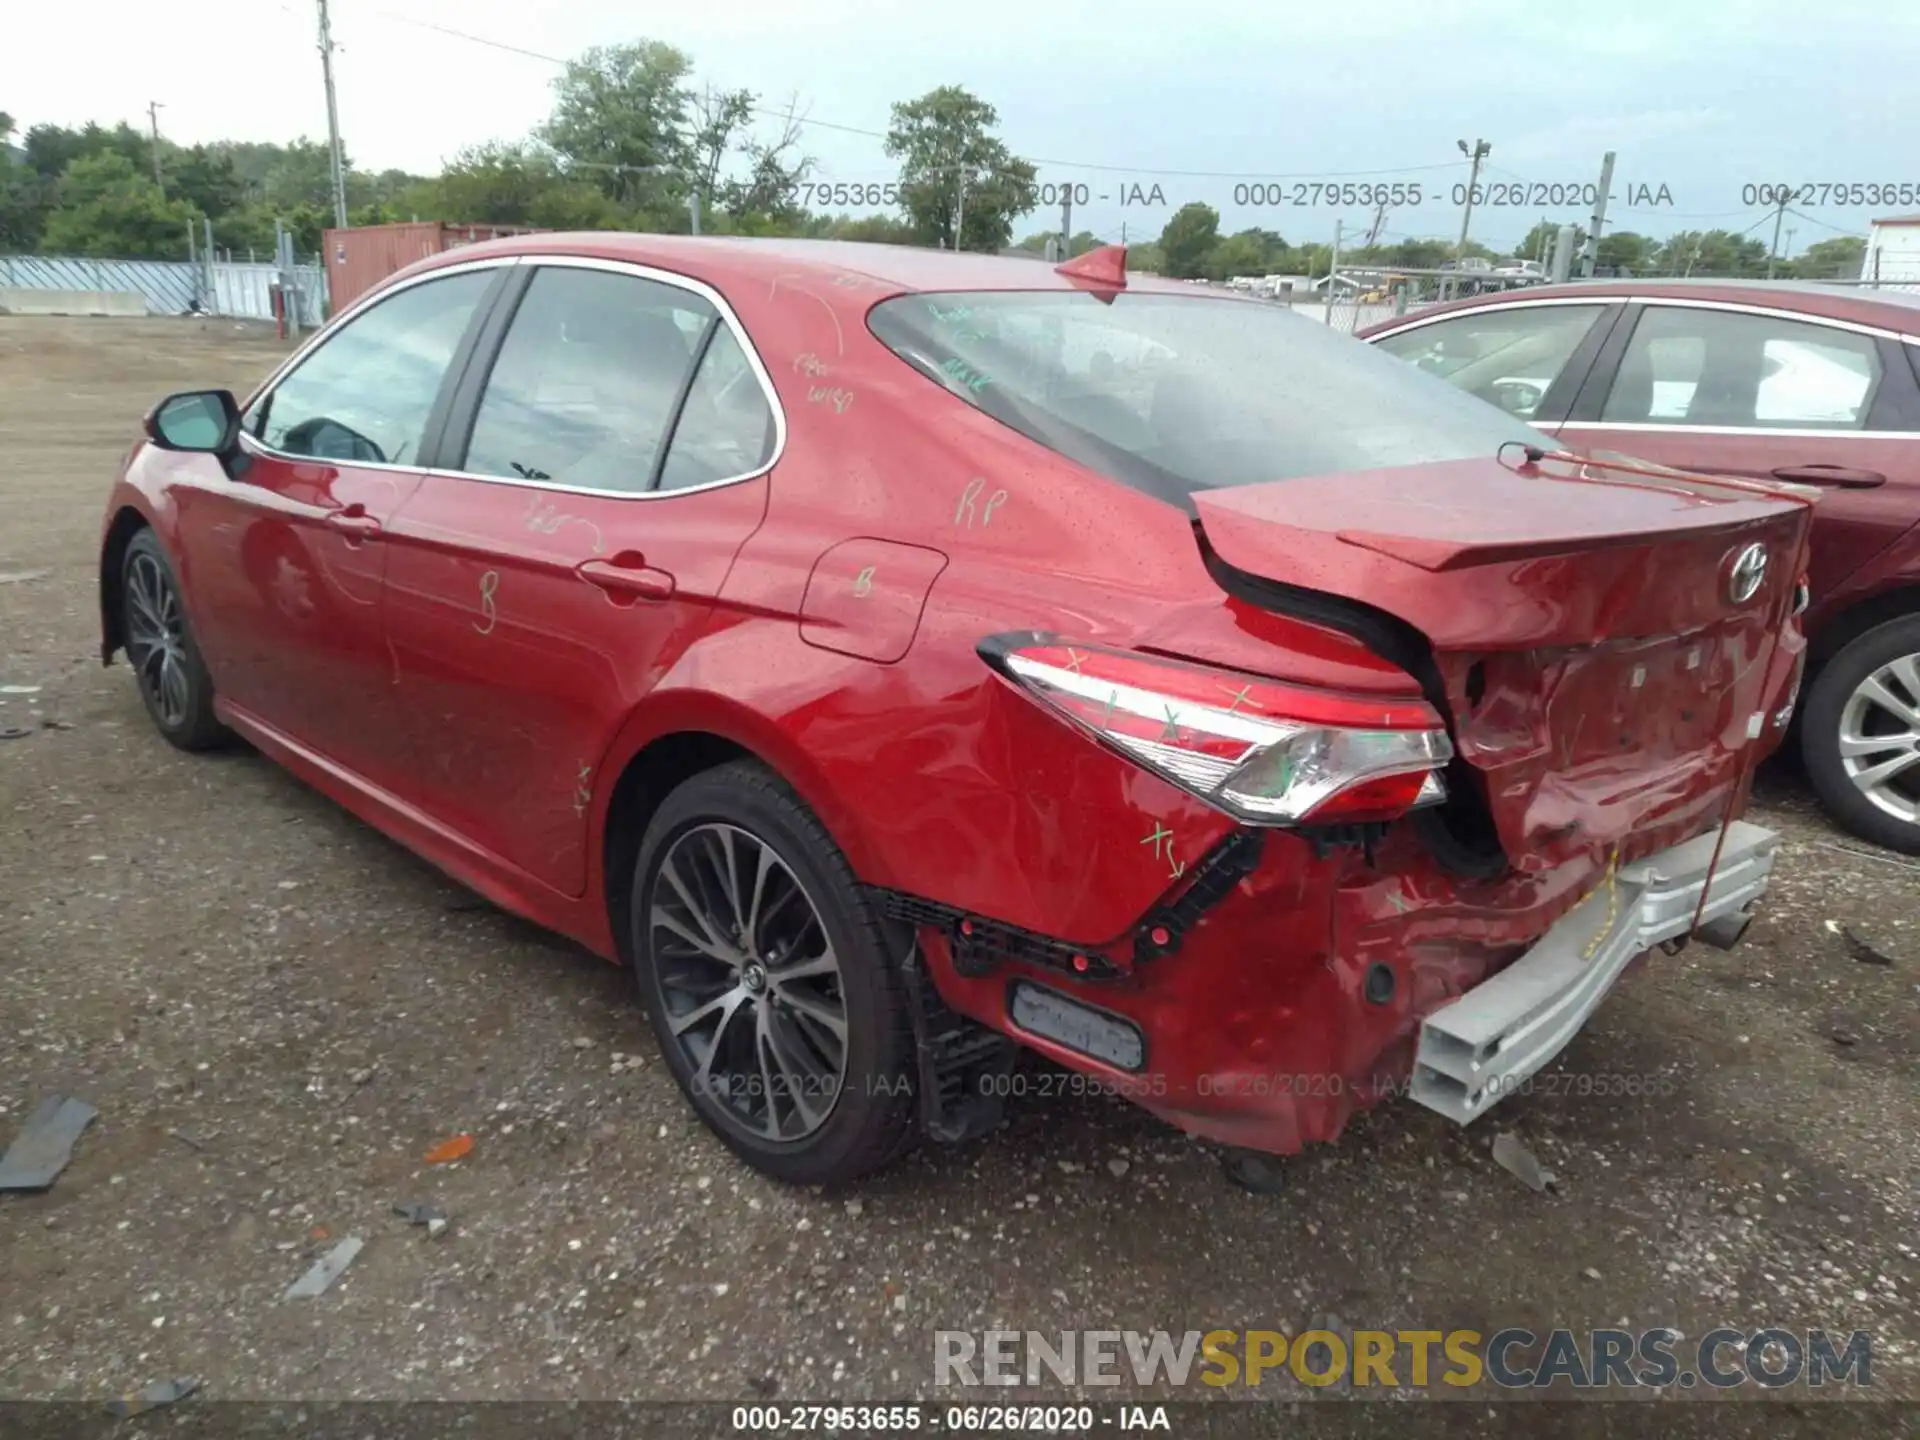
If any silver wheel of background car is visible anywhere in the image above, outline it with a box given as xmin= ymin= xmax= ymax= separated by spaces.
xmin=124 ymin=550 xmax=191 ymax=729
xmin=647 ymin=822 xmax=848 ymax=1142
xmin=1837 ymin=651 xmax=1920 ymax=826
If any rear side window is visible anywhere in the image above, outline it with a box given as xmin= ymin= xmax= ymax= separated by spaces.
xmin=868 ymin=291 xmax=1543 ymax=507
xmin=462 ymin=267 xmax=713 ymax=492
xmin=656 ymin=325 xmax=777 ymax=492
xmin=1601 ymin=306 xmax=1883 ymax=429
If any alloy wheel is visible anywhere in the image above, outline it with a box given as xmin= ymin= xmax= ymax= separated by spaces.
xmin=1837 ymin=651 xmax=1920 ymax=826
xmin=648 ymin=822 xmax=849 ymax=1142
xmin=124 ymin=551 xmax=191 ymax=729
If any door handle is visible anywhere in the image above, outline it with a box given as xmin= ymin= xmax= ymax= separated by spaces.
xmin=1770 ymin=464 xmax=1886 ymax=489
xmin=576 ymin=552 xmax=676 ymax=602
xmin=322 ymin=502 xmax=383 ymax=537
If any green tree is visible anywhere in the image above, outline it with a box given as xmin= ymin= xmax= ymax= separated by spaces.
xmin=1513 ymin=220 xmax=1584 ymax=264
xmin=23 ymin=120 xmax=146 ymax=180
xmin=424 ymin=142 xmax=625 ymax=229
xmin=1207 ymin=228 xmax=1277 ymax=280
xmin=167 ymin=143 xmax=244 ymax=219
xmin=40 ymin=151 xmax=192 ymax=258
xmin=716 ymin=95 xmax=814 ymax=225
xmin=542 ymin=41 xmax=695 ymax=218
xmin=1795 ymin=235 xmax=1867 ymax=280
xmin=1157 ymin=202 xmax=1219 ymax=278
xmin=1591 ymin=231 xmax=1651 ymax=273
xmin=884 ymin=85 xmax=1035 ymax=252
xmin=687 ymin=85 xmax=753 ymax=211
xmin=0 ymin=110 xmax=49 ymax=249
xmin=1658 ymin=228 xmax=1770 ymax=277
xmin=1382 ymin=237 xmax=1451 ymax=270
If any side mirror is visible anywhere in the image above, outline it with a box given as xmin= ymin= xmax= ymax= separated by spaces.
xmin=146 ymin=390 xmax=241 ymax=454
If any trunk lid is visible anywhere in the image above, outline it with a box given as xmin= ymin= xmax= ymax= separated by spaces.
xmin=1193 ymin=456 xmax=1813 ymax=868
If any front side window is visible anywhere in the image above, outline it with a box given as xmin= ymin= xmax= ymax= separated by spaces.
xmin=1601 ymin=306 xmax=1883 ymax=429
xmin=868 ymin=290 xmax=1543 ymax=507
xmin=1371 ymin=304 xmax=1606 ymax=419
xmin=254 ymin=269 xmax=494 ymax=464
xmin=462 ymin=268 xmax=713 ymax=492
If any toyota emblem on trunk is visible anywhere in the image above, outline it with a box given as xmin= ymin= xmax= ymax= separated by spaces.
xmin=1726 ymin=543 xmax=1769 ymax=604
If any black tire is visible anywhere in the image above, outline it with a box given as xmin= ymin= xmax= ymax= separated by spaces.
xmin=120 ymin=529 xmax=230 ymax=752
xmin=629 ymin=760 xmax=918 ymax=1185
xmin=1801 ymin=614 xmax=1920 ymax=855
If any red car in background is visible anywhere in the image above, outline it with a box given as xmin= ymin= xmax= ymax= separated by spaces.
xmin=1362 ymin=281 xmax=1920 ymax=854
xmin=100 ymin=237 xmax=1807 ymax=1185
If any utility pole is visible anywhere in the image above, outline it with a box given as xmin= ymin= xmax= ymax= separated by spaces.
xmin=1454 ymin=138 xmax=1491 ymax=261
xmin=1579 ymin=151 xmax=1615 ymax=278
xmin=1364 ymin=199 xmax=1387 ymax=248
xmin=1324 ymin=218 xmax=1342 ymax=324
xmin=953 ymin=170 xmax=967 ymax=252
xmin=689 ymin=191 xmax=702 ymax=236
xmin=315 ymin=0 xmax=349 ymax=231
xmin=1767 ymin=188 xmax=1789 ymax=278
xmin=1061 ymin=191 xmax=1072 ymax=261
xmin=146 ymin=101 xmax=166 ymax=188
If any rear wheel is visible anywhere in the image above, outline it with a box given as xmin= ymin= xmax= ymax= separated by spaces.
xmin=120 ymin=529 xmax=229 ymax=751
xmin=630 ymin=760 xmax=917 ymax=1184
xmin=1802 ymin=614 xmax=1920 ymax=854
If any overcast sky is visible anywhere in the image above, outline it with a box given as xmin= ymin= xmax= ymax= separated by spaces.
xmin=8 ymin=0 xmax=1915 ymax=253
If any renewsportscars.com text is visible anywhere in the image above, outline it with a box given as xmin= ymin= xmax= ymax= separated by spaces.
xmin=934 ymin=1328 xmax=1873 ymax=1390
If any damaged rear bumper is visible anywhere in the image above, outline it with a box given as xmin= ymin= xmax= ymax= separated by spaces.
xmin=1409 ymin=820 xmax=1777 ymax=1124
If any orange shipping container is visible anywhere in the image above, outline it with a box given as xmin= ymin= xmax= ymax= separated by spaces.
xmin=321 ymin=221 xmax=549 ymax=315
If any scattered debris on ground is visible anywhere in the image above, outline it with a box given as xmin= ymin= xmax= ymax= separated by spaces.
xmin=104 ymin=1377 xmax=200 ymax=1418
xmin=1491 ymin=1131 xmax=1555 ymax=1193
xmin=284 ymin=1237 xmax=365 ymax=1298
xmin=1843 ymin=924 xmax=1901 ymax=966
xmin=423 ymin=1134 xmax=474 ymax=1164
xmin=0 ymin=1095 xmax=98 ymax=1191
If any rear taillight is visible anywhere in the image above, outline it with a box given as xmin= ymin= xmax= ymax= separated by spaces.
xmin=981 ymin=634 xmax=1452 ymax=826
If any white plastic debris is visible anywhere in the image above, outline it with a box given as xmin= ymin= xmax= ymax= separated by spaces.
xmin=1491 ymin=1132 xmax=1552 ymax=1193
xmin=285 ymin=1237 xmax=364 ymax=1298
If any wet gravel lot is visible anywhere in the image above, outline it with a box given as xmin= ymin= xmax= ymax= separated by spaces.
xmin=1 ymin=317 xmax=1915 ymax=1427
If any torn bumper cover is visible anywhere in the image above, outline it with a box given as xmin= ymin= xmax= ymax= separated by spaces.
xmin=1410 ymin=820 xmax=1777 ymax=1124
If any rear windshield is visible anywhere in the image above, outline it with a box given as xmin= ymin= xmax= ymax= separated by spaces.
xmin=868 ymin=290 xmax=1542 ymax=507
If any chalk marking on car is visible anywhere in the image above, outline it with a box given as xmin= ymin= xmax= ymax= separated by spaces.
xmin=768 ymin=275 xmax=845 ymax=355
xmin=474 ymin=570 xmax=499 ymax=636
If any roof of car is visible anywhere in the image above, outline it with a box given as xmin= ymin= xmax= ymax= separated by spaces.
xmin=1356 ymin=277 xmax=1920 ymax=339
xmin=408 ymin=231 xmax=1207 ymax=299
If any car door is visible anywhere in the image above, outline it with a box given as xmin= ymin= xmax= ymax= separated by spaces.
xmin=379 ymin=258 xmax=781 ymax=895
xmin=172 ymin=262 xmax=507 ymax=792
xmin=1367 ymin=299 xmax=1623 ymax=426
xmin=1551 ymin=301 xmax=1920 ymax=607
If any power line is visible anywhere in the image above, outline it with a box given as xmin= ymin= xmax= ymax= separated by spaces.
xmin=1786 ymin=207 xmax=1869 ymax=238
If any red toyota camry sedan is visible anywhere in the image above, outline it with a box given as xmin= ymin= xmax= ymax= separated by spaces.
xmin=99 ymin=236 xmax=1809 ymax=1185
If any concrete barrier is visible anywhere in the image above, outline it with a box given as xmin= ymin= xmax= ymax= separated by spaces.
xmin=0 ymin=287 xmax=149 ymax=317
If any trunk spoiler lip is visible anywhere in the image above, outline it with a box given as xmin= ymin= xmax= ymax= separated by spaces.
xmin=1500 ymin=442 xmax=1823 ymax=509
xmin=1193 ymin=450 xmax=1814 ymax=576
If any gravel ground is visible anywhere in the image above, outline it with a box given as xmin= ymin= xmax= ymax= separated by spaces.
xmin=0 ymin=317 xmax=1915 ymax=1423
